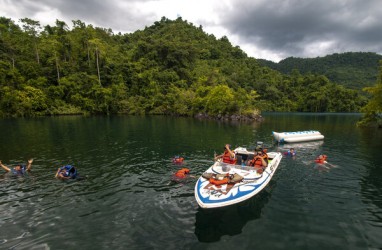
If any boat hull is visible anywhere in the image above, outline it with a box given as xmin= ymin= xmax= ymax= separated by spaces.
xmin=195 ymin=150 xmax=282 ymax=209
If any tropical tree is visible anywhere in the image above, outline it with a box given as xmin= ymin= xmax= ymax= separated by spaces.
xmin=20 ymin=18 xmax=41 ymax=64
xmin=358 ymin=61 xmax=382 ymax=127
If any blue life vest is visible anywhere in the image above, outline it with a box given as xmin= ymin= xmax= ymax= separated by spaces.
xmin=287 ymin=151 xmax=296 ymax=156
xmin=11 ymin=164 xmax=26 ymax=175
xmin=284 ymin=150 xmax=296 ymax=156
xmin=59 ymin=165 xmax=77 ymax=179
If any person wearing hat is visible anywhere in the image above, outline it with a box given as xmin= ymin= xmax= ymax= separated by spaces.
xmin=0 ymin=159 xmax=33 ymax=175
xmin=214 ymin=144 xmax=237 ymax=164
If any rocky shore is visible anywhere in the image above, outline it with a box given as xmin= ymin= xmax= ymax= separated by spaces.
xmin=193 ymin=112 xmax=264 ymax=122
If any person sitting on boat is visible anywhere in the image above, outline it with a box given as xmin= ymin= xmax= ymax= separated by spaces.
xmin=55 ymin=165 xmax=78 ymax=180
xmin=284 ymin=148 xmax=296 ymax=157
xmin=0 ymin=159 xmax=33 ymax=175
xmin=214 ymin=144 xmax=237 ymax=164
xmin=248 ymin=147 xmax=268 ymax=173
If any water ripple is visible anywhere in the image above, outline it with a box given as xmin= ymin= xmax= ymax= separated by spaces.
xmin=0 ymin=115 xmax=381 ymax=249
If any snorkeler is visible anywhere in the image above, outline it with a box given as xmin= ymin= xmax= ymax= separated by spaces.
xmin=55 ymin=165 xmax=78 ymax=179
xmin=0 ymin=159 xmax=33 ymax=175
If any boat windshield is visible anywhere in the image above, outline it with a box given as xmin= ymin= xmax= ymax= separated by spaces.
xmin=216 ymin=161 xmax=253 ymax=171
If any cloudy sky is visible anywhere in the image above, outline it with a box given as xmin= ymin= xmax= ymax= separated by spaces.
xmin=1 ymin=0 xmax=381 ymax=62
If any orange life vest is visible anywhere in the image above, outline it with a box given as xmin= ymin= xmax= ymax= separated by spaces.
xmin=251 ymin=157 xmax=264 ymax=167
xmin=173 ymin=157 xmax=184 ymax=164
xmin=209 ymin=173 xmax=230 ymax=185
xmin=250 ymin=154 xmax=268 ymax=167
xmin=209 ymin=177 xmax=229 ymax=185
xmin=222 ymin=152 xmax=237 ymax=164
xmin=175 ymin=168 xmax=190 ymax=178
xmin=315 ymin=155 xmax=327 ymax=164
xmin=249 ymin=154 xmax=268 ymax=174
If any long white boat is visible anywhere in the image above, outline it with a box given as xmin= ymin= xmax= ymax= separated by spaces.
xmin=195 ymin=147 xmax=282 ymax=209
xmin=272 ymin=130 xmax=324 ymax=143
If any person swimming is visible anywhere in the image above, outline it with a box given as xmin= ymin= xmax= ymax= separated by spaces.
xmin=55 ymin=165 xmax=78 ymax=179
xmin=172 ymin=156 xmax=184 ymax=164
xmin=0 ymin=159 xmax=33 ymax=175
xmin=315 ymin=154 xmax=327 ymax=164
xmin=284 ymin=148 xmax=296 ymax=156
xmin=174 ymin=168 xmax=190 ymax=178
xmin=171 ymin=168 xmax=195 ymax=183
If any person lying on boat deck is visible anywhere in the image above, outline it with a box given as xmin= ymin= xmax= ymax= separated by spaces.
xmin=248 ymin=147 xmax=268 ymax=169
xmin=214 ymin=144 xmax=237 ymax=164
xmin=0 ymin=159 xmax=33 ymax=175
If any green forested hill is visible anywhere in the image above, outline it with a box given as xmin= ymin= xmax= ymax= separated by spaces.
xmin=0 ymin=16 xmax=368 ymax=117
xmin=257 ymin=52 xmax=382 ymax=89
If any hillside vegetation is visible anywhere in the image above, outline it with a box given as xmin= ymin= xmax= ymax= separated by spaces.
xmin=0 ymin=16 xmax=368 ymax=117
xmin=358 ymin=61 xmax=382 ymax=128
xmin=258 ymin=52 xmax=382 ymax=89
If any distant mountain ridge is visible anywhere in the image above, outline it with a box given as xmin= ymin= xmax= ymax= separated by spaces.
xmin=257 ymin=52 xmax=382 ymax=89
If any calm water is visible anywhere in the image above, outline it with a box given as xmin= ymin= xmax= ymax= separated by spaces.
xmin=0 ymin=113 xmax=381 ymax=249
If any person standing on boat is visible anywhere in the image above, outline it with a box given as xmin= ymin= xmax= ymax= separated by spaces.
xmin=0 ymin=159 xmax=33 ymax=175
xmin=215 ymin=144 xmax=237 ymax=164
xmin=249 ymin=147 xmax=268 ymax=173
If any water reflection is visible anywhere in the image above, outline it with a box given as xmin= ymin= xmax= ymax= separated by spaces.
xmin=358 ymin=128 xmax=382 ymax=248
xmin=275 ymin=140 xmax=324 ymax=151
xmin=194 ymin=186 xmax=271 ymax=242
xmin=0 ymin=114 xmax=381 ymax=249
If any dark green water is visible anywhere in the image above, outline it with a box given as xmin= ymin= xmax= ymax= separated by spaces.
xmin=0 ymin=113 xmax=381 ymax=249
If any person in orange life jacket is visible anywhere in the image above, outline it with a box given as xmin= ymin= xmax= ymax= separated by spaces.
xmin=214 ymin=144 xmax=236 ymax=164
xmin=172 ymin=168 xmax=195 ymax=182
xmin=0 ymin=159 xmax=33 ymax=175
xmin=174 ymin=168 xmax=190 ymax=178
xmin=315 ymin=154 xmax=327 ymax=164
xmin=248 ymin=147 xmax=268 ymax=172
xmin=172 ymin=156 xmax=184 ymax=164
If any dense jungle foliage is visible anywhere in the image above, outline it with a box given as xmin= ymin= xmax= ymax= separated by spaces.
xmin=258 ymin=52 xmax=382 ymax=90
xmin=357 ymin=61 xmax=382 ymax=128
xmin=0 ymin=16 xmax=372 ymax=118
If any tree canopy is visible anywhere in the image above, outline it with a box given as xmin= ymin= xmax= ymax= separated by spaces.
xmin=258 ymin=52 xmax=382 ymax=90
xmin=358 ymin=61 xmax=382 ymax=127
xmin=0 ymin=16 xmax=368 ymax=118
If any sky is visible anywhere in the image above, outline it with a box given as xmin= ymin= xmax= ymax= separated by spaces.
xmin=1 ymin=0 xmax=382 ymax=62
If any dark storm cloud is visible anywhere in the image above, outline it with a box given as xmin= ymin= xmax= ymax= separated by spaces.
xmin=47 ymin=0 xmax=154 ymax=32
xmin=220 ymin=0 xmax=382 ymax=60
xmin=3 ymin=0 xmax=153 ymax=33
xmin=3 ymin=0 xmax=382 ymax=61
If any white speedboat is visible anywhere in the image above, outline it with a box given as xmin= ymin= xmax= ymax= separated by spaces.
xmin=195 ymin=147 xmax=282 ymax=209
xmin=272 ymin=130 xmax=324 ymax=143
